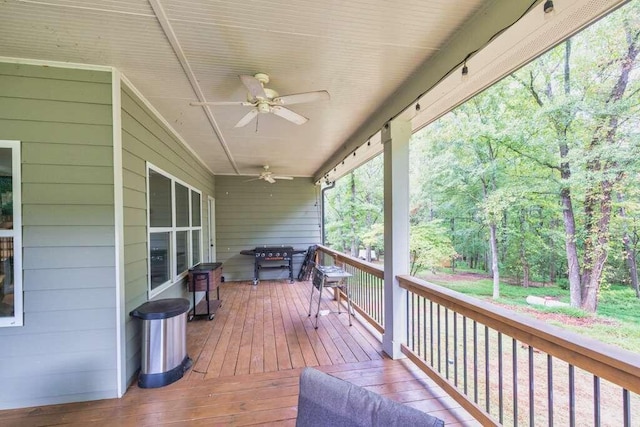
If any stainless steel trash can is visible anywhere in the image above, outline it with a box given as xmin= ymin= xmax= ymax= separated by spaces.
xmin=130 ymin=298 xmax=192 ymax=388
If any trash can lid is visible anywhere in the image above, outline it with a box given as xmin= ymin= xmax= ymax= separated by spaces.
xmin=130 ymin=298 xmax=190 ymax=320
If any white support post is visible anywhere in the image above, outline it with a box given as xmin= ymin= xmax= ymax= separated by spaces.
xmin=382 ymin=119 xmax=411 ymax=359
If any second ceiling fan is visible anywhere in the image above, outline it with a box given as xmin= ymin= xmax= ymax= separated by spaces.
xmin=245 ymin=165 xmax=293 ymax=184
xmin=191 ymin=73 xmax=330 ymax=128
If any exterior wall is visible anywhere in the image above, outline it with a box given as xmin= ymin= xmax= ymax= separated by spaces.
xmin=121 ymin=83 xmax=215 ymax=386
xmin=215 ymin=176 xmax=321 ymax=281
xmin=0 ymin=62 xmax=117 ymax=409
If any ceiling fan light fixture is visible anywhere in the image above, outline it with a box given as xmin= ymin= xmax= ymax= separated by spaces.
xmin=257 ymin=103 xmax=271 ymax=114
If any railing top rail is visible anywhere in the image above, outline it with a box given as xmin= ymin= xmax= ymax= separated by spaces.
xmin=398 ymin=274 xmax=640 ymax=394
xmin=316 ymin=244 xmax=384 ymax=279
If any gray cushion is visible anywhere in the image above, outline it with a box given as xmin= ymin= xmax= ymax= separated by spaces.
xmin=296 ymin=367 xmax=445 ymax=427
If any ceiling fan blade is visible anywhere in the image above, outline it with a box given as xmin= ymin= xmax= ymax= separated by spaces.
xmin=234 ymin=109 xmax=259 ymax=127
xmin=264 ymin=176 xmax=276 ymax=184
xmin=271 ymin=106 xmax=308 ymax=125
xmin=273 ymin=90 xmax=330 ymax=105
xmin=273 ymin=176 xmax=294 ymax=180
xmin=239 ymin=75 xmax=267 ymax=100
xmin=244 ymin=177 xmax=261 ymax=182
xmin=190 ymin=101 xmax=254 ymax=106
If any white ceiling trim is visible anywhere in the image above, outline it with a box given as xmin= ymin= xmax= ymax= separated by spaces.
xmin=148 ymin=0 xmax=240 ymax=174
xmin=0 ymin=55 xmax=114 ymax=72
xmin=317 ymin=0 xmax=628 ymax=183
xmin=120 ymin=73 xmax=214 ymax=176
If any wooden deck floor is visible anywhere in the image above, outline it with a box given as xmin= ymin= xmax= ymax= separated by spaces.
xmin=0 ymin=280 xmax=478 ymax=426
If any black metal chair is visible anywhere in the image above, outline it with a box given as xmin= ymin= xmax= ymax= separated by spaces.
xmin=308 ymin=264 xmax=353 ymax=329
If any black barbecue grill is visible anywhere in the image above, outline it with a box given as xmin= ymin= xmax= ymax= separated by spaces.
xmin=240 ymin=246 xmax=305 ymax=285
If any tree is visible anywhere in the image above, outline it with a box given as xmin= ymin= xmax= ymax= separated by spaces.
xmin=512 ymin=3 xmax=640 ymax=310
xmin=324 ymin=155 xmax=384 ymax=258
xmin=410 ymin=221 xmax=457 ymax=276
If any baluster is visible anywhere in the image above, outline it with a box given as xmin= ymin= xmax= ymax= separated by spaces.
xmin=473 ymin=320 xmax=478 ymax=403
xmin=406 ymin=292 xmax=412 ymax=347
xmin=498 ymin=332 xmax=503 ymax=424
xmin=569 ymin=364 xmax=575 ymax=427
xmin=445 ymin=308 xmax=449 ymax=379
xmin=485 ymin=326 xmax=490 ymax=413
xmin=378 ymin=277 xmax=383 ymax=325
xmin=513 ymin=338 xmax=518 ymax=427
xmin=423 ymin=296 xmax=427 ymax=363
xmin=430 ymin=301 xmax=434 ymax=365
xmin=454 ymin=312 xmax=458 ymax=387
xmin=463 ymin=316 xmax=468 ymax=395
xmin=528 ymin=346 xmax=534 ymax=427
xmin=622 ymin=388 xmax=630 ymax=427
xmin=437 ymin=304 xmax=442 ymax=372
xmin=594 ymin=376 xmax=600 ymax=427
xmin=548 ymin=354 xmax=554 ymax=426
xmin=417 ymin=296 xmax=421 ymax=356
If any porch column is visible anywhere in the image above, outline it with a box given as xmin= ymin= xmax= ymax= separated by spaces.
xmin=382 ymin=119 xmax=411 ymax=359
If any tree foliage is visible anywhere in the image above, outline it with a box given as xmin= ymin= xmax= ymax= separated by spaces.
xmin=324 ymin=1 xmax=640 ymax=311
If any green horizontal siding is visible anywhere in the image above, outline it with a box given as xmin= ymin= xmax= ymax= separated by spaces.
xmin=0 ymin=62 xmax=117 ymax=410
xmin=215 ymin=176 xmax=321 ymax=281
xmin=121 ymin=83 xmax=215 ymax=387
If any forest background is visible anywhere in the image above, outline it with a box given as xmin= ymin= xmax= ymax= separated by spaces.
xmin=324 ymin=1 xmax=640 ymax=334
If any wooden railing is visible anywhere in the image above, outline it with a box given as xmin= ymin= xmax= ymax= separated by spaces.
xmin=399 ymin=275 xmax=640 ymax=426
xmin=316 ymin=245 xmax=384 ymax=333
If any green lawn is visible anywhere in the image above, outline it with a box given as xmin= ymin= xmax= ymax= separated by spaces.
xmin=423 ymin=274 xmax=640 ymax=353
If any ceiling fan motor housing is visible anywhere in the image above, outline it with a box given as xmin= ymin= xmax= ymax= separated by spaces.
xmin=257 ymin=102 xmax=271 ymax=113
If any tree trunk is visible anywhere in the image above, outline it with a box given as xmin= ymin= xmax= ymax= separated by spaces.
xmin=579 ymin=23 xmax=639 ymax=311
xmin=562 ymin=187 xmax=582 ymax=307
xmin=626 ymin=241 xmax=640 ymax=298
xmin=519 ymin=209 xmax=529 ymax=288
xmin=520 ymin=244 xmax=530 ymax=288
xmin=489 ymin=222 xmax=500 ymax=299
xmin=617 ymin=193 xmax=639 ymax=298
xmin=349 ymin=173 xmax=358 ymax=257
xmin=549 ymin=219 xmax=558 ymax=283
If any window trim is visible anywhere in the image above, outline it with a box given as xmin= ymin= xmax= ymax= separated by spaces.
xmin=0 ymin=140 xmax=22 ymax=328
xmin=146 ymin=163 xmax=202 ymax=298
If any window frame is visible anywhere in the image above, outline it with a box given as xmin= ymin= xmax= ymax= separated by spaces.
xmin=0 ymin=140 xmax=22 ymax=328
xmin=146 ymin=163 xmax=202 ymax=298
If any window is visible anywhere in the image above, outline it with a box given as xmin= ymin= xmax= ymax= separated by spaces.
xmin=0 ymin=141 xmax=22 ymax=327
xmin=147 ymin=164 xmax=202 ymax=297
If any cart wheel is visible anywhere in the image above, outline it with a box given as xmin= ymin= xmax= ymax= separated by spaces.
xmin=208 ymin=314 xmax=215 ymax=321
xmin=188 ymin=314 xmax=194 ymax=322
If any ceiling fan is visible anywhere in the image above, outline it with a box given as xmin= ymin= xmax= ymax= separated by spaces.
xmin=191 ymin=73 xmax=330 ymax=127
xmin=245 ymin=165 xmax=294 ymax=184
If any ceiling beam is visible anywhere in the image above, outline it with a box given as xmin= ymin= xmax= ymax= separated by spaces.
xmin=148 ymin=0 xmax=240 ymax=174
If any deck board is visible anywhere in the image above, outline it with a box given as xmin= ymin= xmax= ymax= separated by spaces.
xmin=0 ymin=280 xmax=476 ymax=426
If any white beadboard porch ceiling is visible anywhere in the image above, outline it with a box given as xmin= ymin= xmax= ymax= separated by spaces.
xmin=0 ymin=0 xmax=500 ymax=178
xmin=7 ymin=0 xmax=624 ymax=182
